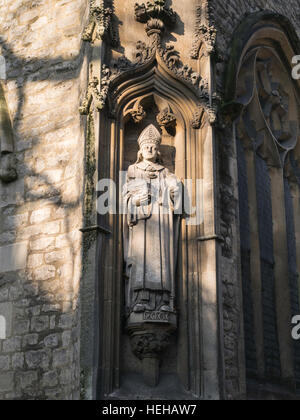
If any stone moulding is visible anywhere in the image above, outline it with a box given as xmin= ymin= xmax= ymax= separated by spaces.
xmin=82 ymin=0 xmax=119 ymax=46
xmin=191 ymin=0 xmax=217 ymax=59
xmin=79 ymin=65 xmax=111 ymax=115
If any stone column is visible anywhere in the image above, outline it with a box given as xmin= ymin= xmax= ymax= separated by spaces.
xmin=80 ymin=3 xmax=110 ymax=399
xmin=200 ymin=123 xmax=220 ymax=399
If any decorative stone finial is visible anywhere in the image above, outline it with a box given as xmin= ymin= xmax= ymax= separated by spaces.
xmin=134 ymin=0 xmax=176 ymax=40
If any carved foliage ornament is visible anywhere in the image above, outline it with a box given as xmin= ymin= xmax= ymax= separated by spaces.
xmin=130 ymin=330 xmax=171 ymax=360
xmin=191 ymin=0 xmax=217 ymax=59
xmin=82 ymin=0 xmax=118 ymax=46
xmin=79 ymin=65 xmax=111 ymax=115
xmin=80 ymin=0 xmax=215 ymax=128
xmin=156 ymin=106 xmax=176 ymax=129
xmin=134 ymin=0 xmax=176 ymax=32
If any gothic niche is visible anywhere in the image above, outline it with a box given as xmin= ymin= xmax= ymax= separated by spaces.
xmin=87 ymin=0 xmax=215 ymax=399
xmin=122 ymin=95 xmax=180 ymax=387
xmin=227 ymin=16 xmax=300 ymax=389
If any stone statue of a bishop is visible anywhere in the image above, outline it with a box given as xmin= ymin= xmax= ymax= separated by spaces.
xmin=123 ymin=124 xmax=181 ymax=319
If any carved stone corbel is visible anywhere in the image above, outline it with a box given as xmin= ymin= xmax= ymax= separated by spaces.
xmin=130 ymin=105 xmax=147 ymax=124
xmin=124 ymin=99 xmax=147 ymax=124
xmin=191 ymin=106 xmax=205 ymax=129
xmin=129 ymin=328 xmax=173 ymax=387
xmin=156 ymin=106 xmax=176 ymax=134
xmin=192 ymin=102 xmax=218 ymax=129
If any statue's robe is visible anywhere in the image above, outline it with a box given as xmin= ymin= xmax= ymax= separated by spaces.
xmin=123 ymin=161 xmax=181 ymax=313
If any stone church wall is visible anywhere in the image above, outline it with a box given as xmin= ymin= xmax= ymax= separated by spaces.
xmin=0 ymin=0 xmax=88 ymax=399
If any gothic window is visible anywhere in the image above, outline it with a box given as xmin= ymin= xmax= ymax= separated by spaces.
xmin=228 ymin=15 xmax=300 ymax=392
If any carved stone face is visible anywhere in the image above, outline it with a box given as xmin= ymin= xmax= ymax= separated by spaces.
xmin=141 ymin=142 xmax=159 ymax=162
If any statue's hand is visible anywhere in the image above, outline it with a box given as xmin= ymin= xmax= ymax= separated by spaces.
xmin=170 ymin=186 xmax=180 ymax=200
xmin=132 ymin=193 xmax=151 ymax=207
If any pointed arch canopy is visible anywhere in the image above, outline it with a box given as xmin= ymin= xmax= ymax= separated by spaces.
xmin=106 ymin=51 xmax=202 ymax=126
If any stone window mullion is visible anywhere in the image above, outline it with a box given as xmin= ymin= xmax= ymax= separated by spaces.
xmin=244 ymin=146 xmax=265 ymax=380
xmin=268 ymin=165 xmax=295 ymax=386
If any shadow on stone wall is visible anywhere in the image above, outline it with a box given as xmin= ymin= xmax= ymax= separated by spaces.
xmin=0 ymin=34 xmax=90 ymax=400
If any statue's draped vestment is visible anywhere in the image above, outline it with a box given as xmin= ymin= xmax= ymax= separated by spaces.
xmin=123 ymin=161 xmax=181 ymax=313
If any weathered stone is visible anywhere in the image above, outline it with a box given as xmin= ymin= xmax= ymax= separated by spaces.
xmin=14 ymin=320 xmax=30 ymax=336
xmin=2 ymin=337 xmax=22 ymax=353
xmin=30 ymin=208 xmax=52 ymax=225
xmin=60 ymin=367 xmax=72 ymax=385
xmin=27 ymin=253 xmax=44 ymax=268
xmin=45 ymin=249 xmax=71 ymax=264
xmin=25 ymin=350 xmax=50 ymax=370
xmin=42 ymin=371 xmax=58 ymax=388
xmin=31 ymin=316 xmax=49 ymax=333
xmin=0 ymin=372 xmax=14 ymax=392
xmin=49 ymin=315 xmax=57 ymax=330
xmin=41 ymin=303 xmax=61 ymax=313
xmin=34 ymin=265 xmax=56 ymax=281
xmin=4 ymin=213 xmax=28 ymax=231
xmin=17 ymin=371 xmax=38 ymax=390
xmin=12 ymin=353 xmax=24 ymax=369
xmin=53 ymin=348 xmax=71 ymax=368
xmin=0 ymin=243 xmax=28 ymax=273
xmin=25 ymin=306 xmax=41 ymax=317
xmin=58 ymin=314 xmax=73 ymax=330
xmin=22 ymin=334 xmax=39 ymax=347
xmin=30 ymin=237 xmax=55 ymax=251
xmin=62 ymin=331 xmax=71 ymax=347
xmin=0 ymin=356 xmax=10 ymax=371
xmin=44 ymin=334 xmax=59 ymax=348
xmin=21 ymin=221 xmax=60 ymax=239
